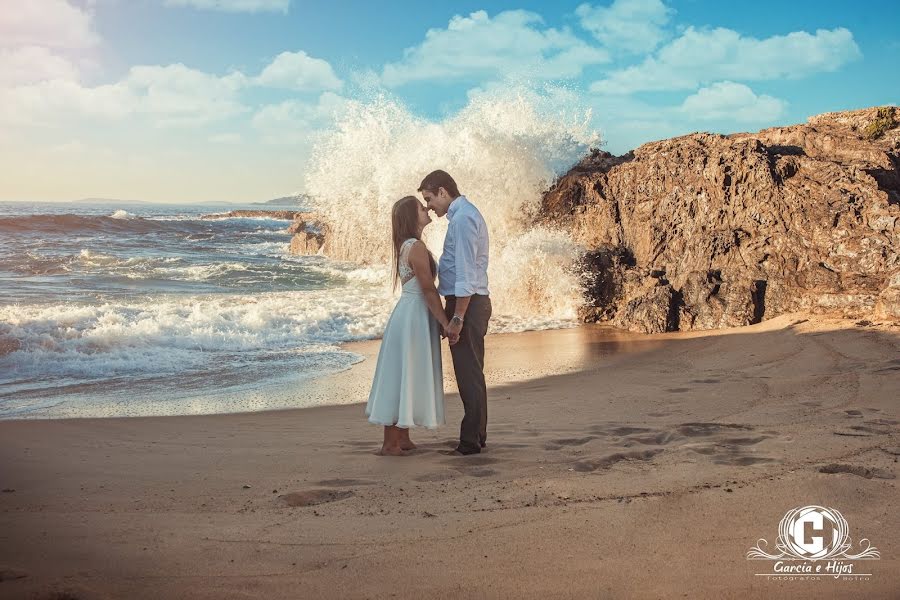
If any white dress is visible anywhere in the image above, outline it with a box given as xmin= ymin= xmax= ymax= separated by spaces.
xmin=366 ymin=238 xmax=445 ymax=429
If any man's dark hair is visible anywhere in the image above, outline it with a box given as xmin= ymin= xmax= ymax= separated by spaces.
xmin=417 ymin=170 xmax=460 ymax=198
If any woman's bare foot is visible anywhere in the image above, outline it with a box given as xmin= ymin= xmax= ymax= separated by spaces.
xmin=398 ymin=429 xmax=416 ymax=451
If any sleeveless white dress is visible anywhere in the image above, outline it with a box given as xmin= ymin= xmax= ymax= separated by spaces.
xmin=366 ymin=238 xmax=445 ymax=429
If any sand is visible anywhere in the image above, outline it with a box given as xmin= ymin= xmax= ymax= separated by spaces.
xmin=0 ymin=313 xmax=898 ymax=599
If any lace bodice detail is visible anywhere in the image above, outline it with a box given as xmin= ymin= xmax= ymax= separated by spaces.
xmin=398 ymin=238 xmax=418 ymax=284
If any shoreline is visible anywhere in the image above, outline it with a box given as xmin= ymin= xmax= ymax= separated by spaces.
xmin=1 ymin=313 xmax=898 ymax=598
xmin=1 ymin=322 xmax=651 ymax=421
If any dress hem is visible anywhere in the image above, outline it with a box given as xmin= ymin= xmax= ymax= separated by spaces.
xmin=367 ymin=417 xmax=445 ymax=430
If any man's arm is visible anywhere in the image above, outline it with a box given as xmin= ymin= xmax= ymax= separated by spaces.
xmin=452 ymin=214 xmax=480 ymax=301
xmin=446 ymin=215 xmax=479 ymax=344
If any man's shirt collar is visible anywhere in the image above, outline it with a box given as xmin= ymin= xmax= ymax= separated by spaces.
xmin=447 ymin=195 xmax=468 ymax=221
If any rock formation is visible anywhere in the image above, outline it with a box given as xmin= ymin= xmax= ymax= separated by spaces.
xmin=542 ymin=106 xmax=900 ymax=333
xmin=287 ymin=213 xmax=327 ymax=256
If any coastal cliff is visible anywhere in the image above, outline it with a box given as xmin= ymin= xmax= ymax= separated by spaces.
xmin=541 ymin=106 xmax=900 ymax=333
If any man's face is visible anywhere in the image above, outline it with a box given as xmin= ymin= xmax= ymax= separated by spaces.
xmin=421 ymin=188 xmax=446 ymax=217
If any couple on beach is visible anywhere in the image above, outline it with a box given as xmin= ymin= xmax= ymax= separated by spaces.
xmin=365 ymin=170 xmax=491 ymax=457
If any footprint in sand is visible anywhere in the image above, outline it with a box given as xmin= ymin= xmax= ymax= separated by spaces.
xmin=456 ymin=467 xmax=498 ymax=478
xmin=629 ymin=431 xmax=683 ymax=446
xmin=818 ymin=463 xmax=895 ymax=480
xmin=847 ymin=423 xmax=894 ymax=435
xmin=685 ymin=431 xmax=774 ymax=466
xmin=571 ymin=449 xmax=664 ymax=472
xmin=548 ymin=436 xmax=595 ymax=447
xmin=279 ymin=489 xmax=354 ymax=507
xmin=413 ymin=471 xmax=458 ymax=482
xmin=676 ymin=422 xmax=753 ymax=437
xmin=833 ymin=429 xmax=875 ymax=437
xmin=690 ymin=379 xmax=720 ymax=384
xmin=712 ymin=455 xmax=776 ymax=466
xmin=0 ymin=567 xmax=28 ymax=582
xmin=844 ymin=410 xmax=864 ymax=418
xmin=316 ymin=478 xmax=376 ymax=487
xmin=590 ymin=425 xmax=654 ymax=437
xmin=872 ymin=358 xmax=900 ymax=372
xmin=719 ymin=436 xmax=770 ymax=445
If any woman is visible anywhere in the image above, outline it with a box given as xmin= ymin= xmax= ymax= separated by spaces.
xmin=365 ymin=196 xmax=449 ymax=455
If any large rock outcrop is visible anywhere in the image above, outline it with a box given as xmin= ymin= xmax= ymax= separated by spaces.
xmin=542 ymin=106 xmax=900 ymax=333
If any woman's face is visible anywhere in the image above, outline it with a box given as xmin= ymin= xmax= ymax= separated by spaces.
xmin=416 ymin=200 xmax=432 ymax=230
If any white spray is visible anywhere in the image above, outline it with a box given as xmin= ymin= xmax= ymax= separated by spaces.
xmin=305 ymin=85 xmax=598 ymax=325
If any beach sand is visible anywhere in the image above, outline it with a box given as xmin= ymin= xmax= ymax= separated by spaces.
xmin=1 ymin=314 xmax=898 ymax=599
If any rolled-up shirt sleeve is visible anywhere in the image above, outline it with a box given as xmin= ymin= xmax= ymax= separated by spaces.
xmin=453 ymin=214 xmax=480 ymax=297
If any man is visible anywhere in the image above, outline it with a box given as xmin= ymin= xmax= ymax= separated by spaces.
xmin=419 ymin=170 xmax=491 ymax=456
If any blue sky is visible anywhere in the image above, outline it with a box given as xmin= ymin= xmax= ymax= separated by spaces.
xmin=0 ymin=0 xmax=897 ymax=202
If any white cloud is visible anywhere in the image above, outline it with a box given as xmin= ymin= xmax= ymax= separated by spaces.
xmin=679 ymin=81 xmax=786 ymax=122
xmin=0 ymin=0 xmax=99 ymax=49
xmin=126 ymin=64 xmax=249 ymax=125
xmin=591 ymin=26 xmax=861 ymax=94
xmin=381 ymin=10 xmax=609 ymax=87
xmin=164 ymin=0 xmax=289 ymax=13
xmin=255 ymin=51 xmax=343 ymax=91
xmin=0 ymin=47 xmax=345 ymax=128
xmin=0 ymin=63 xmax=249 ymax=126
xmin=576 ymin=0 xmax=673 ymax=54
xmin=0 ymin=46 xmax=80 ymax=86
xmin=251 ymin=92 xmax=347 ymax=144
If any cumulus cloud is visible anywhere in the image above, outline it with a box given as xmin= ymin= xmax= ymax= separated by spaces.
xmin=679 ymin=81 xmax=786 ymax=122
xmin=0 ymin=46 xmax=80 ymax=86
xmin=164 ymin=0 xmax=290 ymax=13
xmin=381 ymin=10 xmax=609 ymax=86
xmin=0 ymin=63 xmax=249 ymax=126
xmin=576 ymin=0 xmax=674 ymax=54
xmin=0 ymin=0 xmax=99 ymax=49
xmin=251 ymin=92 xmax=348 ymax=144
xmin=255 ymin=51 xmax=343 ymax=91
xmin=591 ymin=26 xmax=861 ymax=94
xmin=126 ymin=64 xmax=249 ymax=124
xmin=0 ymin=46 xmax=346 ymax=128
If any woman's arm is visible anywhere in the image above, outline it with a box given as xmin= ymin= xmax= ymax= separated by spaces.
xmin=408 ymin=241 xmax=450 ymax=330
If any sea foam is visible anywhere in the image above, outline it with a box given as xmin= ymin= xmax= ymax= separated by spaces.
xmin=305 ymin=85 xmax=598 ymax=325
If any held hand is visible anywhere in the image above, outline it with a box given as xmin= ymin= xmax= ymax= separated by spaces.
xmin=446 ymin=320 xmax=463 ymax=345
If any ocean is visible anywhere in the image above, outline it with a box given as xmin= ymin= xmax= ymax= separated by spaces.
xmin=0 ymin=199 xmax=580 ymax=419
xmin=1 ymin=87 xmax=599 ymax=419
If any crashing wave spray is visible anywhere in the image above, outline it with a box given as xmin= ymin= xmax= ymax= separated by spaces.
xmin=305 ymin=85 xmax=598 ymax=326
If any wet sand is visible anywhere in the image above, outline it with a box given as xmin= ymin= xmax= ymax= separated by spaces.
xmin=0 ymin=314 xmax=898 ymax=599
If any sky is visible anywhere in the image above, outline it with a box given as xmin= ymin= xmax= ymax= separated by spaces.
xmin=0 ymin=0 xmax=897 ymax=203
